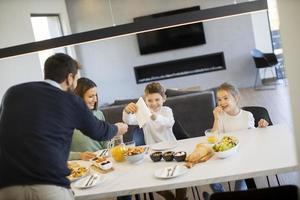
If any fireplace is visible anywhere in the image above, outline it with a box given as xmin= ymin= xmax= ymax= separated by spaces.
xmin=134 ymin=52 xmax=226 ymax=84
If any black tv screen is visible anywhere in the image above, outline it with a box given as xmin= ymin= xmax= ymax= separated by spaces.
xmin=134 ymin=6 xmax=206 ymax=55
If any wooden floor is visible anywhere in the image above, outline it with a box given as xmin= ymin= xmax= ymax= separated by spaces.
xmin=103 ymin=82 xmax=299 ymax=200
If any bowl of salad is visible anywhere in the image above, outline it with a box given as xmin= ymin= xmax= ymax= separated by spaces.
xmin=212 ymin=136 xmax=239 ymax=159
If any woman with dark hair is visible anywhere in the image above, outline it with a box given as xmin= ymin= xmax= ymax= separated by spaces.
xmin=69 ymin=77 xmax=107 ymax=160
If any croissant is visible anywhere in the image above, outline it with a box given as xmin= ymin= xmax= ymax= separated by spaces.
xmin=185 ymin=143 xmax=213 ymax=168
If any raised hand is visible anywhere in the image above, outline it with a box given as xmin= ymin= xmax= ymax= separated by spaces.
xmin=258 ymin=119 xmax=269 ymax=128
xmin=115 ymin=122 xmax=128 ymax=135
xmin=124 ymin=103 xmax=138 ymax=114
xmin=213 ymin=106 xmax=223 ymax=120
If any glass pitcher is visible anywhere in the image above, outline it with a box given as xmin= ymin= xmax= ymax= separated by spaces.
xmin=107 ymin=135 xmax=126 ymax=162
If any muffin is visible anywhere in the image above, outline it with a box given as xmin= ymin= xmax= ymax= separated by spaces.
xmin=162 ymin=151 xmax=174 ymax=162
xmin=150 ymin=151 xmax=163 ymax=162
xmin=174 ymin=151 xmax=187 ymax=162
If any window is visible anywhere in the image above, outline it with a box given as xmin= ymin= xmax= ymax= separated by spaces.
xmin=30 ymin=14 xmax=67 ymax=70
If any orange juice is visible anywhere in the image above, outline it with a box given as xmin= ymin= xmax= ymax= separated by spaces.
xmin=207 ymin=135 xmax=218 ymax=143
xmin=111 ymin=145 xmax=126 ymax=162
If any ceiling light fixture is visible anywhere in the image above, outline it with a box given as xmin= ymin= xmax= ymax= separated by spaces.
xmin=0 ymin=0 xmax=267 ymax=60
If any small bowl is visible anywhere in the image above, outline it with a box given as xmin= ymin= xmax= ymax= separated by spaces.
xmin=213 ymin=143 xmax=239 ymax=159
xmin=174 ymin=151 xmax=187 ymax=162
xmin=150 ymin=152 xmax=163 ymax=162
xmin=98 ymin=160 xmax=113 ymax=170
xmin=162 ymin=151 xmax=174 ymax=162
xmin=126 ymin=153 xmax=145 ymax=163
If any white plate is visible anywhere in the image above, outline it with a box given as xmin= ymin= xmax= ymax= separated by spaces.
xmin=151 ymin=141 xmax=178 ymax=151
xmin=74 ymin=174 xmax=105 ymax=189
xmin=154 ymin=165 xmax=189 ymax=179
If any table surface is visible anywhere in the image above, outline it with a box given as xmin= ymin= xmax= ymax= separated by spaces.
xmin=72 ymin=124 xmax=298 ymax=200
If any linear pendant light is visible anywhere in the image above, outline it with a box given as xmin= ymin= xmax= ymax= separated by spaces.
xmin=0 ymin=0 xmax=267 ymax=59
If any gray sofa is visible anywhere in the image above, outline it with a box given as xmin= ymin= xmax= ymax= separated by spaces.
xmin=101 ymin=91 xmax=216 ymax=142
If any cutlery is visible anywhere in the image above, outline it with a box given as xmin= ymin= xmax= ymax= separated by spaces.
xmin=85 ymin=175 xmax=94 ymax=187
xmin=170 ymin=165 xmax=178 ymax=177
xmin=144 ymin=147 xmax=150 ymax=154
xmin=166 ymin=168 xmax=172 ymax=177
xmin=88 ymin=175 xmax=98 ymax=187
xmin=100 ymin=149 xmax=108 ymax=157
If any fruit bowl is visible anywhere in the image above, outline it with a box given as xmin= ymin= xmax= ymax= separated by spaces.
xmin=213 ymin=136 xmax=239 ymax=159
xmin=126 ymin=152 xmax=145 ymax=163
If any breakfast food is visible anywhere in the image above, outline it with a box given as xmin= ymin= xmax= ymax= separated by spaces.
xmin=150 ymin=152 xmax=163 ymax=162
xmin=162 ymin=151 xmax=174 ymax=162
xmin=213 ymin=136 xmax=238 ymax=152
xmin=174 ymin=151 xmax=187 ymax=162
xmin=67 ymin=164 xmax=89 ymax=181
xmin=91 ymin=156 xmax=106 ymax=163
xmin=124 ymin=147 xmax=145 ymax=156
xmin=185 ymin=143 xmax=213 ymax=168
xmin=97 ymin=160 xmax=113 ymax=170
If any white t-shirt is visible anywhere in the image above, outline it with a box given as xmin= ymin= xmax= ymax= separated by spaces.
xmin=122 ymin=106 xmax=177 ymax=145
xmin=218 ymin=109 xmax=255 ymax=133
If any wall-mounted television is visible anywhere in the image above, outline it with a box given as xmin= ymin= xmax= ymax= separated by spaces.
xmin=134 ymin=6 xmax=206 ymax=55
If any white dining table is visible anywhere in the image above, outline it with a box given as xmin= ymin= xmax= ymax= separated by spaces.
xmin=72 ymin=124 xmax=298 ymax=200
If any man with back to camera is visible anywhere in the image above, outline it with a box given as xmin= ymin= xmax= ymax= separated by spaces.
xmin=0 ymin=53 xmax=128 ymax=200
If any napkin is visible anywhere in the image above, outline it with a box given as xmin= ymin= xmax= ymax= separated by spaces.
xmin=135 ymin=97 xmax=152 ymax=128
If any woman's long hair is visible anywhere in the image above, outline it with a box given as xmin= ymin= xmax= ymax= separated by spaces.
xmin=74 ymin=77 xmax=98 ymax=110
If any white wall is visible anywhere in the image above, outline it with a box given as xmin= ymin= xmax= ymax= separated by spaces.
xmin=66 ymin=0 xmax=272 ymax=104
xmin=277 ymin=0 xmax=300 ymax=182
xmin=0 ymin=0 xmax=73 ymax=102
xmin=251 ymin=11 xmax=273 ymax=52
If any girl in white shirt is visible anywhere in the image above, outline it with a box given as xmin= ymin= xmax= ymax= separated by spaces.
xmin=204 ymin=83 xmax=269 ymax=200
xmin=122 ymin=82 xmax=176 ymax=145
xmin=212 ymin=82 xmax=268 ymax=133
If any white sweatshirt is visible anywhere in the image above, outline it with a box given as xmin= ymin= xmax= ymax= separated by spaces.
xmin=122 ymin=106 xmax=177 ymax=144
xmin=218 ymin=109 xmax=255 ymax=133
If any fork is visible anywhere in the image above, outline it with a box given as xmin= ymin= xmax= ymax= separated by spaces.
xmin=166 ymin=168 xmax=172 ymax=177
xmin=170 ymin=165 xmax=178 ymax=177
xmin=85 ymin=174 xmax=94 ymax=187
xmin=88 ymin=175 xmax=98 ymax=187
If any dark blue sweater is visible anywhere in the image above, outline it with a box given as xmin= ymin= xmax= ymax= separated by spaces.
xmin=0 ymin=82 xmax=117 ymax=189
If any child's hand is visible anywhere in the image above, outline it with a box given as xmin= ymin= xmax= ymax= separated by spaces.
xmin=258 ymin=119 xmax=269 ymax=128
xmin=80 ymin=151 xmax=96 ymax=161
xmin=213 ymin=106 xmax=223 ymax=119
xmin=124 ymin=103 xmax=137 ymax=114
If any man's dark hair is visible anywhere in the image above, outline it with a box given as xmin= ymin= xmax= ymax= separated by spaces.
xmin=44 ymin=53 xmax=80 ymax=83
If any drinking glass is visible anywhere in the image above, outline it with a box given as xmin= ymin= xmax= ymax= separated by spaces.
xmin=204 ymin=129 xmax=219 ymax=144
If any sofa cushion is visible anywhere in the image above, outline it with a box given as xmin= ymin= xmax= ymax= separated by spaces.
xmin=164 ymin=91 xmax=215 ymax=138
xmin=165 ymin=89 xmax=199 ymax=97
xmin=111 ymin=98 xmax=138 ymax=106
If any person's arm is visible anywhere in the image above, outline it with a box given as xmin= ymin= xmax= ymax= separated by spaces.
xmin=212 ymin=106 xmax=223 ymax=132
xmin=122 ymin=110 xmax=138 ymax=125
xmin=69 ymin=152 xmax=81 ymax=160
xmin=69 ymin=151 xmax=96 ymax=161
xmin=77 ymin=100 xmax=127 ymax=141
xmin=122 ymin=103 xmax=139 ymax=125
xmin=151 ymin=107 xmax=174 ymax=128
xmin=248 ymin=112 xmax=255 ymax=129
